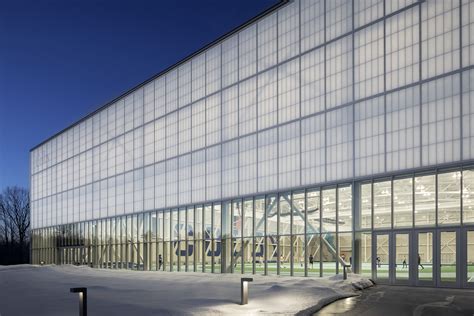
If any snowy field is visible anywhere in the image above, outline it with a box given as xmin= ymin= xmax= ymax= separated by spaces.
xmin=0 ymin=265 xmax=373 ymax=316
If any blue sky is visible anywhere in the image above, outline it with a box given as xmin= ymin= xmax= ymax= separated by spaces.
xmin=0 ymin=0 xmax=276 ymax=191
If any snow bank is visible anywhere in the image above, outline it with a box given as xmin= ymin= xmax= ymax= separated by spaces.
xmin=0 ymin=265 xmax=373 ymax=315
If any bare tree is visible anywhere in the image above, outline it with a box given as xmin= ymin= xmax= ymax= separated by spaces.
xmin=0 ymin=186 xmax=30 ymax=263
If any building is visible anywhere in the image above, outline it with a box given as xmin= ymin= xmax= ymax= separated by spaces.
xmin=30 ymin=0 xmax=474 ymax=288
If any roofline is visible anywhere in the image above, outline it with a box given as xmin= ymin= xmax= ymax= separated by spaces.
xmin=30 ymin=0 xmax=290 ymax=152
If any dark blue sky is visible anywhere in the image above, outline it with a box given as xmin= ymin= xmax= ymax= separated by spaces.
xmin=0 ymin=0 xmax=276 ymax=191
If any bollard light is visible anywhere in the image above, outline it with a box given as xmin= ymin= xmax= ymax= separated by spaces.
xmin=70 ymin=287 xmax=87 ymax=316
xmin=240 ymin=277 xmax=253 ymax=305
xmin=343 ymin=264 xmax=350 ymax=280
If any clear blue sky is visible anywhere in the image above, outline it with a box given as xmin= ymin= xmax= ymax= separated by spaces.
xmin=0 ymin=0 xmax=276 ymax=191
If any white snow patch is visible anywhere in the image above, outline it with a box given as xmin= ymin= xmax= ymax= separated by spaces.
xmin=0 ymin=265 xmax=373 ymax=315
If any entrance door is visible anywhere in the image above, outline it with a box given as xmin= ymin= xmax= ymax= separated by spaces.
xmin=415 ymin=229 xmax=460 ymax=287
xmin=438 ymin=229 xmax=459 ymax=287
xmin=464 ymin=228 xmax=474 ymax=288
xmin=374 ymin=233 xmax=390 ymax=283
xmin=374 ymin=231 xmax=412 ymax=285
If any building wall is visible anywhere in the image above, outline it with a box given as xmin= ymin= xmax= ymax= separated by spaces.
xmin=30 ymin=0 xmax=474 ymax=229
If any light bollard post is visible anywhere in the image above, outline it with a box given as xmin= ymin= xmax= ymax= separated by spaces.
xmin=240 ymin=277 xmax=253 ymax=305
xmin=70 ymin=287 xmax=87 ymax=316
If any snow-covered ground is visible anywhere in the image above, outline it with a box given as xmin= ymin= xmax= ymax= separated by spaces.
xmin=0 ymin=265 xmax=373 ymax=315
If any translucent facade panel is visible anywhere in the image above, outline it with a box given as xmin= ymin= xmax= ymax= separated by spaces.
xmin=166 ymin=112 xmax=178 ymax=158
xmin=278 ymin=59 xmax=300 ymax=124
xmin=178 ymin=106 xmax=191 ymax=154
xmin=300 ymin=0 xmax=324 ymax=53
xmin=463 ymin=169 xmax=474 ymax=223
xmin=393 ymin=177 xmax=413 ymax=228
xmin=178 ymin=62 xmax=191 ymax=108
xmin=354 ymin=0 xmax=383 ymax=28
xmin=301 ymin=114 xmax=325 ymax=186
xmin=166 ymin=158 xmax=178 ymax=207
xmin=191 ymin=151 xmax=206 ymax=203
xmin=386 ymin=86 xmax=421 ymax=172
xmin=258 ymin=68 xmax=278 ymax=130
xmin=154 ymin=162 xmax=166 ymax=209
xmin=354 ymin=96 xmax=385 ymax=177
xmin=178 ymin=154 xmax=192 ymax=205
xmin=257 ymin=13 xmax=277 ymax=72
xmin=462 ymin=0 xmax=474 ymax=67
xmin=421 ymin=75 xmax=461 ymax=166
xmin=278 ymin=1 xmax=299 ymax=62
xmin=415 ymin=174 xmax=436 ymax=226
xmin=437 ymin=171 xmax=461 ymax=225
xmin=258 ymin=128 xmax=278 ymax=193
xmin=421 ymin=0 xmax=460 ymax=79
xmin=326 ymin=35 xmax=353 ymax=109
xmin=386 ymin=7 xmax=420 ymax=91
xmin=222 ymin=34 xmax=239 ymax=88
xmin=462 ymin=70 xmax=474 ymax=159
xmin=154 ymin=77 xmax=166 ymax=118
xmin=154 ymin=117 xmax=166 ymax=162
xmin=239 ymin=135 xmax=257 ymax=195
xmin=206 ymin=93 xmax=221 ymax=146
xmin=191 ymin=100 xmax=206 ymax=150
xmin=386 ymin=0 xmax=417 ymax=15
xmin=301 ymin=47 xmax=324 ymax=116
xmin=206 ymin=145 xmax=221 ymax=201
xmin=192 ymin=55 xmax=206 ymax=102
xmin=326 ymin=106 xmax=353 ymax=181
xmin=239 ymin=77 xmax=257 ymax=135
xmin=278 ymin=122 xmax=300 ymax=189
xmin=326 ymin=0 xmax=352 ymax=41
xmin=222 ymin=140 xmax=239 ymax=198
xmin=373 ymin=180 xmax=392 ymax=229
xmin=355 ymin=21 xmax=384 ymax=100
xmin=206 ymin=45 xmax=221 ymax=95
xmin=166 ymin=70 xmax=178 ymax=113
xmin=222 ymin=86 xmax=239 ymax=141
xmin=239 ymin=25 xmax=257 ymax=81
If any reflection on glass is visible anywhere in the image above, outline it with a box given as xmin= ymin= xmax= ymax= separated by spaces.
xmin=415 ymin=175 xmax=435 ymax=226
xmin=440 ymin=231 xmax=457 ymax=283
xmin=438 ymin=172 xmax=461 ymax=225
xmin=357 ymin=232 xmax=372 ymax=277
xmin=395 ymin=234 xmax=409 ymax=281
xmin=243 ymin=237 xmax=253 ymax=274
xmin=417 ymin=232 xmax=433 ymax=282
xmin=393 ymin=178 xmax=413 ymax=228
xmin=376 ymin=234 xmax=389 ymax=279
xmin=293 ymin=235 xmax=305 ymax=276
xmin=267 ymin=236 xmax=278 ymax=275
xmin=243 ymin=199 xmax=253 ymax=237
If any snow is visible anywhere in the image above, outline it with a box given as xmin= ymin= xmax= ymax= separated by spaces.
xmin=0 ymin=265 xmax=373 ymax=315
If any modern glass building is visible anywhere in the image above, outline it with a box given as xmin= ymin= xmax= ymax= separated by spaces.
xmin=30 ymin=0 xmax=474 ymax=288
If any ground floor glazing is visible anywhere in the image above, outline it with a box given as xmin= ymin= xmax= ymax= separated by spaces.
xmin=32 ymin=166 xmax=474 ymax=288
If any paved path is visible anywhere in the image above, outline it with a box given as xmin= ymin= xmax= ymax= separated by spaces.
xmin=314 ymin=285 xmax=474 ymax=316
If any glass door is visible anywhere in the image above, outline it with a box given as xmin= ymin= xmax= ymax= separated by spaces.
xmin=374 ymin=233 xmax=390 ymax=283
xmin=438 ymin=229 xmax=459 ymax=287
xmin=394 ymin=232 xmax=410 ymax=284
xmin=415 ymin=230 xmax=435 ymax=286
xmin=465 ymin=229 xmax=474 ymax=288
